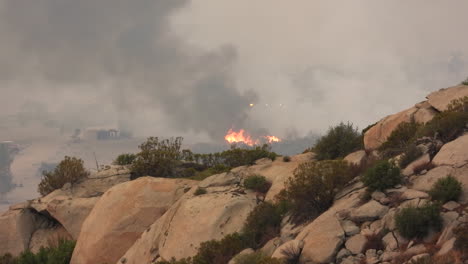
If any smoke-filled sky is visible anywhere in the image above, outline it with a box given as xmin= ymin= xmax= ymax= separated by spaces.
xmin=1 ymin=0 xmax=468 ymax=142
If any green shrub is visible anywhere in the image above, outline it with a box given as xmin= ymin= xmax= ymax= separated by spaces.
xmin=395 ymin=203 xmax=442 ymax=239
xmin=282 ymin=156 xmax=291 ymax=162
xmin=243 ymin=175 xmax=271 ymax=194
xmin=283 ymin=160 xmax=354 ymax=223
xmin=194 ymin=187 xmax=207 ymax=196
xmin=242 ymin=202 xmax=286 ymax=248
xmin=1 ymin=239 xmax=76 ymax=264
xmin=454 ymin=223 xmax=468 ymax=256
xmin=313 ymin=122 xmax=362 ymax=160
xmin=192 ymin=233 xmax=248 ymax=264
xmin=131 ymin=137 xmax=185 ymax=179
xmin=429 ymin=175 xmax=462 ymax=203
xmin=399 ymin=144 xmax=423 ymax=168
xmin=113 ymin=153 xmax=136 ymax=165
xmin=417 ymin=111 xmax=468 ymax=143
xmin=362 ymin=160 xmax=402 ymax=191
xmin=233 ymin=252 xmax=283 ymax=264
xmin=378 ymin=122 xmax=421 ymax=158
xmin=38 ymin=156 xmax=89 ymax=196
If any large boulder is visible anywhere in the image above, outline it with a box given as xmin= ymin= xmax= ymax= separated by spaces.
xmin=432 ymin=134 xmax=468 ymax=167
xmin=296 ymin=210 xmax=345 ymax=263
xmin=426 ymin=85 xmax=468 ymax=112
xmin=71 ymin=177 xmax=196 ymax=264
xmin=363 ymin=99 xmax=439 ymax=151
xmin=29 ymin=166 xmax=130 ymax=239
xmin=0 ymin=209 xmax=42 ymax=256
xmin=350 ymin=200 xmax=389 ymax=222
xmin=119 ymin=173 xmax=258 ymax=263
xmin=363 ymin=107 xmax=417 ymax=151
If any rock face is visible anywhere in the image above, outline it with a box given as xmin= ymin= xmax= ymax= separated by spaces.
xmin=120 ymin=173 xmax=258 ymax=263
xmin=350 ymin=200 xmax=389 ymax=222
xmin=426 ymin=85 xmax=468 ymax=112
xmin=0 ymin=209 xmax=43 ymax=256
xmin=364 ymin=107 xmax=418 ymax=151
xmin=432 ymin=134 xmax=468 ymax=167
xmin=296 ymin=210 xmax=345 ymax=263
xmin=30 ymin=166 xmax=130 ymax=239
xmin=71 ymin=177 xmax=196 ymax=264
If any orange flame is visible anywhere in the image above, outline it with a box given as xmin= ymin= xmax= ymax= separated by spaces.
xmin=264 ymin=135 xmax=281 ymax=143
xmin=224 ymin=129 xmax=258 ymax=146
xmin=224 ymin=129 xmax=281 ymax=146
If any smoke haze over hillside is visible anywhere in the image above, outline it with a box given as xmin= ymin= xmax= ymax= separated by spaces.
xmin=1 ymin=0 xmax=468 ymax=141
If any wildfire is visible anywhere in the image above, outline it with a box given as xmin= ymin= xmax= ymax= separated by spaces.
xmin=264 ymin=135 xmax=281 ymax=143
xmin=224 ymin=129 xmax=281 ymax=146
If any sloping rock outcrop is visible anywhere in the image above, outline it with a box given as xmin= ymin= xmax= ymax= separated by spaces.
xmin=0 ymin=166 xmax=130 ymax=256
xmin=71 ymin=177 xmax=195 ymax=264
xmin=29 ymin=165 xmax=130 ymax=239
xmin=363 ymin=85 xmax=467 ymax=150
xmin=119 ymin=172 xmax=258 ymax=263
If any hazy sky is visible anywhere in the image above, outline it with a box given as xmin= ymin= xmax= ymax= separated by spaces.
xmin=1 ymin=0 xmax=467 ymax=142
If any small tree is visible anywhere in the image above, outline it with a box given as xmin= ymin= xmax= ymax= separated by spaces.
xmin=395 ymin=203 xmax=442 ymax=239
xmin=243 ymin=175 xmax=271 ymax=194
xmin=38 ymin=156 xmax=89 ymax=196
xmin=130 ymin=137 xmax=184 ymax=179
xmin=313 ymin=122 xmax=362 ymax=160
xmin=242 ymin=202 xmax=285 ymax=248
xmin=113 ymin=153 xmax=136 ymax=165
xmin=283 ymin=160 xmax=354 ymax=223
xmin=429 ymin=175 xmax=462 ymax=203
xmin=362 ymin=160 xmax=402 ymax=191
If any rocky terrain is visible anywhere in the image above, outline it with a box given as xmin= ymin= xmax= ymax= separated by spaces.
xmin=1 ymin=85 xmax=467 ymax=264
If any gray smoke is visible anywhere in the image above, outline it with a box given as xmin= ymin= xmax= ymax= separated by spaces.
xmin=0 ymin=0 xmax=256 ymax=140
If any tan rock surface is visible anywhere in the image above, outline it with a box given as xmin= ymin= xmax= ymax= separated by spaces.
xmin=71 ymin=177 xmax=195 ymax=264
xmin=119 ymin=173 xmax=257 ymax=263
xmin=426 ymin=85 xmax=468 ymax=112
xmin=0 ymin=209 xmax=38 ymax=256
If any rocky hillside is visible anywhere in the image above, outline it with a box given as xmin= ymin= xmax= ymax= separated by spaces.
xmin=1 ymin=85 xmax=468 ymax=264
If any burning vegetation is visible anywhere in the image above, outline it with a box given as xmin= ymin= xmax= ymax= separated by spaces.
xmin=224 ymin=129 xmax=281 ymax=146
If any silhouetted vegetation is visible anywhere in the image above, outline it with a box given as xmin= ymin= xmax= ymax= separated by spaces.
xmin=313 ymin=122 xmax=362 ymax=160
xmin=130 ymin=137 xmax=278 ymax=181
xmin=282 ymin=156 xmax=291 ymax=162
xmin=38 ymin=156 xmax=89 ymax=196
xmin=113 ymin=153 xmax=136 ymax=165
xmin=395 ymin=203 xmax=442 ymax=239
xmin=362 ymin=160 xmax=402 ymax=192
xmin=0 ymin=239 xmax=75 ymax=264
xmin=281 ymin=160 xmax=354 ymax=223
xmin=429 ymin=175 xmax=462 ymax=203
